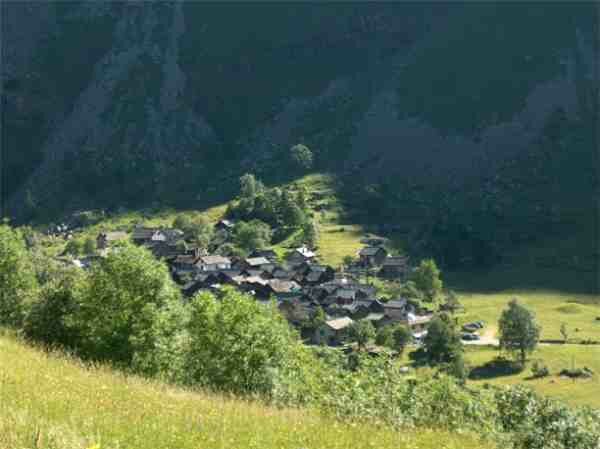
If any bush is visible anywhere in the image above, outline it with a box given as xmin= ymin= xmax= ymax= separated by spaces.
xmin=530 ymin=360 xmax=550 ymax=379
xmin=185 ymin=288 xmax=301 ymax=396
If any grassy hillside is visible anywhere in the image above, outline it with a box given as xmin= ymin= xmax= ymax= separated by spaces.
xmin=0 ymin=334 xmax=487 ymax=449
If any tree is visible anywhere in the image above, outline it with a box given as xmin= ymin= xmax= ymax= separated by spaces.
xmin=399 ymin=280 xmax=423 ymax=300
xmin=290 ymin=144 xmax=313 ymax=170
xmin=391 ymin=325 xmax=412 ymax=355
xmin=301 ymin=219 xmax=319 ymax=248
xmin=174 ymin=214 xmax=214 ymax=247
xmin=64 ymin=238 xmax=84 ymax=256
xmin=348 ymin=320 xmax=376 ymax=351
xmin=442 ymin=290 xmax=462 ymax=313
xmin=498 ymin=299 xmax=541 ymax=365
xmin=83 ymin=237 xmax=96 ymax=254
xmin=186 ymin=288 xmax=299 ymax=395
xmin=560 ymin=323 xmax=569 ymax=343
xmin=239 ymin=173 xmax=264 ymax=200
xmin=423 ymin=313 xmax=462 ymax=364
xmin=233 ymin=220 xmax=272 ymax=252
xmin=342 ymin=255 xmax=354 ymax=268
xmin=23 ymin=266 xmax=85 ymax=348
xmin=411 ymin=259 xmax=443 ymax=302
xmin=74 ymin=244 xmax=183 ymax=372
xmin=279 ymin=189 xmax=305 ymax=228
xmin=0 ymin=225 xmax=39 ymax=327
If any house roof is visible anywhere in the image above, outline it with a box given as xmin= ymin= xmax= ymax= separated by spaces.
xmin=384 ymin=299 xmax=408 ymax=310
xmin=250 ymin=249 xmax=276 ymax=258
xmin=306 ymin=271 xmax=323 ymax=282
xmin=159 ymin=229 xmax=184 ymax=241
xmin=382 ymin=256 xmax=409 ymax=266
xmin=100 ymin=231 xmax=128 ymax=241
xmin=291 ymin=246 xmax=316 ymax=258
xmin=325 ymin=317 xmax=354 ymax=331
xmin=359 ymin=246 xmax=384 ymax=257
xmin=364 ymin=313 xmax=385 ymax=322
xmin=335 ymin=289 xmax=356 ymax=300
xmin=244 ymin=276 xmax=269 ymax=286
xmin=174 ymin=255 xmax=198 ymax=264
xmin=216 ymin=219 xmax=235 ymax=228
xmin=268 ymin=279 xmax=300 ymax=293
xmin=132 ymin=227 xmax=158 ymax=239
xmin=245 ymin=257 xmax=271 ymax=267
xmin=199 ymin=255 xmax=231 ymax=265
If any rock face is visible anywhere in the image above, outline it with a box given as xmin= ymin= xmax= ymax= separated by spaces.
xmin=1 ymin=2 xmax=597 ymax=218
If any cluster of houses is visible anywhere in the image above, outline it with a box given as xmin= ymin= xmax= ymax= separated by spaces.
xmin=92 ymin=221 xmax=431 ymax=347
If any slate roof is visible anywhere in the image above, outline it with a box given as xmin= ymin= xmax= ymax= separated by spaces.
xmin=245 ymin=257 xmax=271 ymax=267
xmin=268 ymin=279 xmax=300 ymax=293
xmin=382 ymin=256 xmax=409 ymax=266
xmin=359 ymin=246 xmax=384 ymax=257
xmin=326 ymin=317 xmax=354 ymax=331
xmin=199 ymin=255 xmax=231 ymax=265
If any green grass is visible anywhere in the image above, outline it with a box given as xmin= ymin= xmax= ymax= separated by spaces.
xmin=318 ymin=224 xmax=364 ymax=268
xmin=457 ymin=290 xmax=600 ymax=342
xmin=465 ymin=345 xmax=600 ymax=409
xmin=0 ymin=335 xmax=488 ymax=449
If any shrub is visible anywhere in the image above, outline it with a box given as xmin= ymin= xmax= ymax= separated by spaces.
xmin=530 ymin=360 xmax=550 ymax=379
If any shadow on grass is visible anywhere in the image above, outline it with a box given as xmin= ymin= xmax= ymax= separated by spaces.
xmin=469 ymin=357 xmax=523 ymax=380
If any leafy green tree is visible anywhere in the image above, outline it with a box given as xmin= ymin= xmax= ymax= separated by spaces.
xmin=186 ymin=288 xmax=299 ymax=395
xmin=23 ymin=266 xmax=85 ymax=348
xmin=279 ymin=189 xmax=305 ymax=228
xmin=376 ymin=324 xmax=412 ymax=356
xmin=290 ymin=144 xmax=313 ymax=170
xmin=174 ymin=214 xmax=214 ymax=247
xmin=64 ymin=238 xmax=84 ymax=256
xmin=0 ymin=225 xmax=39 ymax=327
xmin=74 ymin=244 xmax=183 ymax=372
xmin=498 ymin=299 xmax=540 ymax=364
xmin=83 ymin=237 xmax=96 ymax=254
xmin=348 ymin=320 xmax=376 ymax=351
xmin=342 ymin=255 xmax=355 ymax=269
xmin=307 ymin=306 xmax=326 ymax=333
xmin=239 ymin=173 xmax=264 ymax=199
xmin=399 ymin=280 xmax=423 ymax=300
xmin=233 ymin=220 xmax=272 ymax=252
xmin=423 ymin=313 xmax=462 ymax=364
xmin=301 ymin=219 xmax=319 ymax=248
xmin=392 ymin=325 xmax=413 ymax=355
xmin=411 ymin=259 xmax=443 ymax=302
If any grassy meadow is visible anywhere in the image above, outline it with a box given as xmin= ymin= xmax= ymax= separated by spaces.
xmin=465 ymin=345 xmax=600 ymax=408
xmin=0 ymin=334 xmax=488 ymax=449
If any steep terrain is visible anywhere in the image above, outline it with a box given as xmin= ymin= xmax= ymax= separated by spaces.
xmin=2 ymin=2 xmax=598 ymax=286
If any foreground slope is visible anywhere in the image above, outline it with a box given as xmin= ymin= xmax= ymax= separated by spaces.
xmin=0 ymin=335 xmax=486 ymax=449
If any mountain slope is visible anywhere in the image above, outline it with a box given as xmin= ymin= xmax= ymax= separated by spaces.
xmin=2 ymin=3 xmax=596 ymax=217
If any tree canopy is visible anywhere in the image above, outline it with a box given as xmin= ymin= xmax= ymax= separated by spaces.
xmin=0 ymin=224 xmax=39 ymax=327
xmin=498 ymin=299 xmax=540 ymax=364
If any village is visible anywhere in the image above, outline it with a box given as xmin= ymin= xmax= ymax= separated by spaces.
xmin=84 ymin=219 xmax=433 ymax=351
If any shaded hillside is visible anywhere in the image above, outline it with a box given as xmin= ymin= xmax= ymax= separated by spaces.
xmin=1 ymin=2 xmax=597 ymax=286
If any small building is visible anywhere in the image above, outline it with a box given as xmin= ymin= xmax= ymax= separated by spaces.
xmin=215 ymin=219 xmax=235 ymax=232
xmin=358 ymin=246 xmax=388 ymax=267
xmin=197 ymin=255 xmax=232 ymax=272
xmin=240 ymin=257 xmax=272 ymax=271
xmin=379 ymin=256 xmax=410 ymax=279
xmin=314 ymin=317 xmax=354 ymax=346
xmin=303 ymin=265 xmax=335 ymax=285
xmin=96 ymin=231 xmax=128 ymax=250
xmin=249 ymin=249 xmax=277 ymax=262
xmin=382 ymin=298 xmax=410 ymax=321
xmin=286 ymin=246 xmax=316 ymax=266
xmin=131 ymin=226 xmax=160 ymax=245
